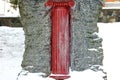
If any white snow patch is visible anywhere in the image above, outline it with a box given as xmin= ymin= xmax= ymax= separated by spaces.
xmin=88 ymin=48 xmax=98 ymax=51
xmin=66 ymin=69 xmax=105 ymax=80
xmin=18 ymin=71 xmax=54 ymax=80
xmin=98 ymin=22 xmax=120 ymax=80
xmin=103 ymin=2 xmax=120 ymax=9
xmin=92 ymin=32 xmax=99 ymax=35
xmin=93 ymin=37 xmax=101 ymax=41
xmin=0 ymin=0 xmax=20 ymax=17
xmin=0 ymin=26 xmax=24 ymax=80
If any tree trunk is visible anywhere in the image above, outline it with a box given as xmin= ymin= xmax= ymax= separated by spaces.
xmin=19 ymin=0 xmax=51 ymax=75
xmin=71 ymin=0 xmax=104 ymax=71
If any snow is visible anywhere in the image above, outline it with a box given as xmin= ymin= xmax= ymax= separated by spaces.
xmin=0 ymin=0 xmax=5 ymax=15
xmin=0 ymin=26 xmax=24 ymax=80
xmin=0 ymin=0 xmax=20 ymax=17
xmin=67 ymin=70 xmax=105 ymax=80
xmin=0 ymin=22 xmax=120 ymax=80
xmin=98 ymin=22 xmax=120 ymax=80
xmin=103 ymin=2 xmax=120 ymax=9
xmin=88 ymin=48 xmax=98 ymax=51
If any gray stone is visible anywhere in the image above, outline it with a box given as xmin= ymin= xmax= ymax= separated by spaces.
xmin=19 ymin=0 xmax=51 ymax=74
xmin=71 ymin=0 xmax=104 ymax=71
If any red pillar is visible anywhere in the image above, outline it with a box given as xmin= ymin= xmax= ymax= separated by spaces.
xmin=45 ymin=1 xmax=75 ymax=80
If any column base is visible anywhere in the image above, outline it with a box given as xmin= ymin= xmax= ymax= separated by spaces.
xmin=50 ymin=74 xmax=70 ymax=80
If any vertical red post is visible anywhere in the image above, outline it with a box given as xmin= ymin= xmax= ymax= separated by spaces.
xmin=45 ymin=0 xmax=75 ymax=80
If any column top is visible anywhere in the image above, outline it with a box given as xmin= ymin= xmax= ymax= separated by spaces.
xmin=45 ymin=0 xmax=75 ymax=7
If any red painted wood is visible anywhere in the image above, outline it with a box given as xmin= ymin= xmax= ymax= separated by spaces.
xmin=45 ymin=0 xmax=75 ymax=80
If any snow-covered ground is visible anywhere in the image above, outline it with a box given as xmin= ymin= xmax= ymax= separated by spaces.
xmin=98 ymin=22 xmax=120 ymax=80
xmin=0 ymin=26 xmax=24 ymax=80
xmin=0 ymin=22 xmax=120 ymax=80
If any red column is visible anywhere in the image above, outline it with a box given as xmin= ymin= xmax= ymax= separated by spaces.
xmin=51 ymin=6 xmax=70 ymax=79
xmin=45 ymin=1 xmax=75 ymax=80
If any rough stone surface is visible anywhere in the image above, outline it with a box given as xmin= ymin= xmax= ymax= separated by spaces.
xmin=71 ymin=0 xmax=104 ymax=71
xmin=19 ymin=0 xmax=51 ymax=74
